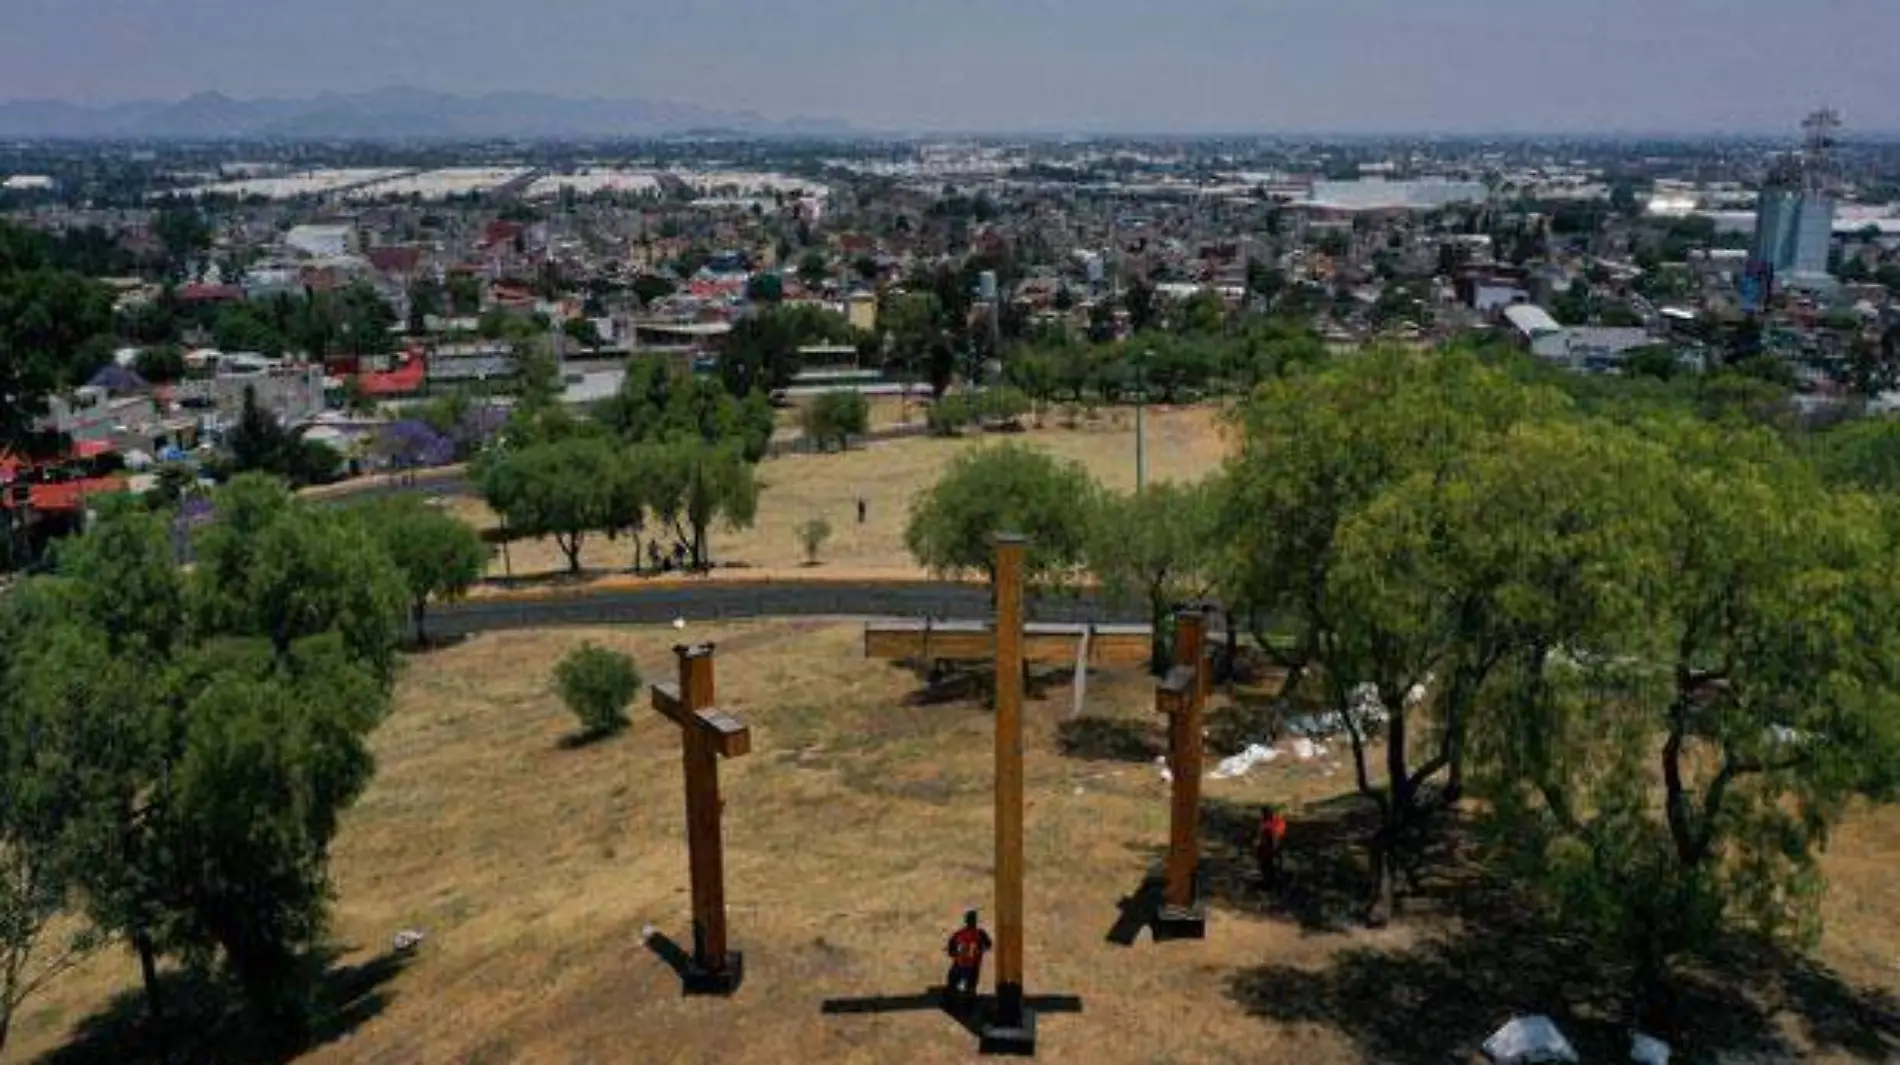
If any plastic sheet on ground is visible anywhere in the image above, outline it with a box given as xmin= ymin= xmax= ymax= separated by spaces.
xmin=1481 ymin=1015 xmax=1579 ymax=1064
xmin=1631 ymin=1032 xmax=1671 ymax=1065
xmin=1290 ymin=737 xmax=1328 ymax=761
xmin=1210 ymin=744 xmax=1279 ymax=780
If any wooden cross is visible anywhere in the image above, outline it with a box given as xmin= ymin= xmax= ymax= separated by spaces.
xmin=1154 ymin=606 xmax=1211 ymax=935
xmin=984 ymin=534 xmax=1037 ymax=1051
xmin=651 ymin=643 xmax=751 ymax=994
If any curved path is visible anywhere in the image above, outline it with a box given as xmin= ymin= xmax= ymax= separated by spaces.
xmin=430 ymin=580 xmax=1149 ymax=637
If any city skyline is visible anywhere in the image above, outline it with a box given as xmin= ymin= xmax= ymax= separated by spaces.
xmin=4 ymin=0 xmax=1899 ymax=135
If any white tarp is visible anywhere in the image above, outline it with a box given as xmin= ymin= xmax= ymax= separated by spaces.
xmin=1482 ymin=1015 xmax=1579 ymax=1064
xmin=1210 ymin=744 xmax=1279 ymax=780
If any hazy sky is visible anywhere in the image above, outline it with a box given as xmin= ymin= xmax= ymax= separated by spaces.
xmin=4 ymin=0 xmax=1897 ymax=133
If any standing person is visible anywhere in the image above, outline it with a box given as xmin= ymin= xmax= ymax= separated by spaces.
xmin=857 ymin=496 xmax=868 ymax=524
xmin=1256 ymin=804 xmax=1288 ymax=889
xmin=943 ymin=909 xmax=992 ymax=1008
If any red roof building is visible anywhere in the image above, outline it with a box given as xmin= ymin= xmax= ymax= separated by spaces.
xmin=356 ymin=356 xmax=427 ymax=397
xmin=177 ymin=283 xmax=245 ymax=304
xmin=1 ymin=477 xmax=129 ymax=513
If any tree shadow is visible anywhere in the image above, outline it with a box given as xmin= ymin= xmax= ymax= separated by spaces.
xmin=892 ymin=662 xmax=1070 ymax=709
xmin=400 ymin=632 xmax=471 ymax=656
xmin=1204 ymin=697 xmax=1283 ymax=757
xmin=1224 ymin=860 xmax=1900 ymax=1065
xmin=556 ymin=721 xmax=628 ymax=750
xmin=39 ymin=945 xmax=408 ymax=1065
xmin=1177 ymin=793 xmax=1386 ymax=935
xmin=1056 ymin=717 xmax=1162 ymax=763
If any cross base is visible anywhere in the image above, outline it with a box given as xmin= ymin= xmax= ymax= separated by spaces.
xmin=979 ymin=1007 xmax=1039 ymax=1056
xmin=681 ymin=951 xmax=745 ymax=996
xmin=1152 ymin=901 xmax=1208 ymax=941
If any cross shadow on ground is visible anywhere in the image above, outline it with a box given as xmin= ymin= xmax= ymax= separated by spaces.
xmin=821 ymin=987 xmax=1084 ymax=1041
xmin=39 ymin=945 xmax=409 ymax=1065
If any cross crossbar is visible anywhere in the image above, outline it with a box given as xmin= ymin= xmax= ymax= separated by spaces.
xmin=864 ymin=619 xmax=1153 ymax=668
xmin=652 ymin=683 xmax=752 ymax=758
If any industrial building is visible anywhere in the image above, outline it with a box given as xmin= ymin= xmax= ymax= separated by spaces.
xmin=1750 ymin=110 xmax=1842 ymax=295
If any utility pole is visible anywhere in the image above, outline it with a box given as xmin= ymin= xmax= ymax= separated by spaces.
xmin=1136 ymin=348 xmax=1151 ymax=492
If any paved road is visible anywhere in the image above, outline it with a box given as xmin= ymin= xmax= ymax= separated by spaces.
xmin=430 ymin=581 xmax=1149 ymax=637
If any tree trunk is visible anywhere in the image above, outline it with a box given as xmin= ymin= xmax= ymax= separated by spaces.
xmin=1223 ymin=609 xmax=1239 ymax=686
xmin=1149 ymin=596 xmax=1170 ymax=677
xmin=135 ymin=930 xmax=164 ymax=1027
xmin=413 ymin=598 xmax=427 ymax=646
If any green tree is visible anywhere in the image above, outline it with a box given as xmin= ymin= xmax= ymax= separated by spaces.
xmin=1124 ymin=278 xmax=1158 ymax=333
xmin=134 ymin=343 xmax=187 ymax=384
xmin=213 ymin=302 xmax=288 ymax=356
xmin=885 ymin=291 xmax=954 ymax=397
xmin=1470 ymin=421 xmax=1900 ymax=1026
xmin=630 ymin=273 xmax=676 ymax=306
xmin=0 ymin=267 xmax=117 ymax=447
xmin=797 ymin=251 xmax=829 ymax=288
xmin=801 ymin=390 xmax=870 ymax=451
xmin=977 ymin=385 xmax=1031 ymax=427
xmin=152 ymin=206 xmax=211 ymax=277
xmin=746 ymin=273 xmax=784 ymax=304
xmin=650 ymin=441 xmax=760 ymax=569
xmin=190 ymin=475 xmax=408 ymax=680
xmin=563 ymin=316 xmax=603 ymax=353
xmin=906 ymin=443 xmax=1099 ymax=587
xmin=4 ymin=495 xmax=400 ymax=1036
xmin=353 ymin=498 xmax=489 ymax=644
xmin=478 ymin=436 xmax=619 ymax=574
xmin=1177 ymin=289 xmax=1228 ymax=336
xmin=925 ymin=393 xmax=976 ymax=437
xmin=407 ymin=276 xmax=445 ymax=333
xmin=1216 ymin=347 xmax=1559 ymax=918
xmin=447 ymin=272 xmax=483 ymax=316
xmin=554 ymin=643 xmax=642 ymax=739
xmin=796 ymin=516 xmax=833 ymax=566
xmin=1087 ymin=480 xmax=1220 ymax=673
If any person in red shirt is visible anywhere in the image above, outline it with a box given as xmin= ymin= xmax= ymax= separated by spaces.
xmin=944 ymin=909 xmax=993 ymax=1007
xmin=1256 ymin=805 xmax=1289 ymax=888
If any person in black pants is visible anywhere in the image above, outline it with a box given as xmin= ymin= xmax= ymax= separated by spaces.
xmin=944 ymin=910 xmax=992 ymax=1008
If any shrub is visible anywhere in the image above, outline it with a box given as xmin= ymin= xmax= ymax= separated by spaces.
xmin=795 ymin=516 xmax=833 ymax=566
xmin=927 ymin=394 xmax=976 ymax=437
xmin=555 ymin=643 xmax=642 ymax=738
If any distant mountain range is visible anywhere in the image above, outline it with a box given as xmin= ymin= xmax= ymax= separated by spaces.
xmin=0 ymin=87 xmax=852 ymax=140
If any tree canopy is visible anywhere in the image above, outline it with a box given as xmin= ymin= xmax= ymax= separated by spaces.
xmin=906 ymin=443 xmax=1099 ymax=587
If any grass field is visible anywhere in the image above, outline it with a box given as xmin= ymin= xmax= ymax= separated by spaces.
xmin=15 ymin=622 xmax=1898 ymax=1064
xmin=448 ymin=405 xmax=1230 ymax=582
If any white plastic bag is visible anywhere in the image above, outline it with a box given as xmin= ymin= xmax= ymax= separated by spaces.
xmin=1631 ymin=1032 xmax=1671 ymax=1065
xmin=1481 ymin=1015 xmax=1579 ymax=1064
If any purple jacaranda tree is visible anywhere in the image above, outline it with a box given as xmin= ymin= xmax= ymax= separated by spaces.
xmin=376 ymin=420 xmax=455 ymax=471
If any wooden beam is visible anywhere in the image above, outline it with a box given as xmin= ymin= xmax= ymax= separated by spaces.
xmin=864 ymin=620 xmax=1153 ymax=668
xmin=652 ymin=681 xmax=752 ymax=758
xmin=1158 ymin=608 xmax=1210 ymax=914
xmin=993 ymin=535 xmax=1028 ymax=1029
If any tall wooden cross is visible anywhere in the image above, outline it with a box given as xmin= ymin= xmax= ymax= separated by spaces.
xmin=983 ymin=535 xmax=1038 ymax=1053
xmin=1153 ymin=606 xmax=1211 ymax=938
xmin=651 ymin=643 xmax=752 ymax=995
